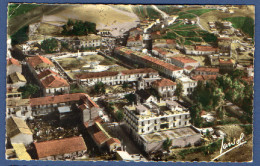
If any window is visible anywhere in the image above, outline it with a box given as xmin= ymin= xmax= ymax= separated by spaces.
xmin=148 ymin=120 xmax=150 ymax=124
xmin=179 ymin=121 xmax=181 ymax=125
xmin=142 ymin=122 xmax=144 ymax=126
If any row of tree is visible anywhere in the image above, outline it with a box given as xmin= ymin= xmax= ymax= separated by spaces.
xmin=62 ymin=19 xmax=96 ymax=36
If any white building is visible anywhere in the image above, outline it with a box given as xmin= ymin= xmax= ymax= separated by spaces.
xmin=176 ymin=76 xmax=197 ymax=95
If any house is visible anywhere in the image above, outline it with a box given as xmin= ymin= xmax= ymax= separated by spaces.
xmin=6 ymin=87 xmax=22 ymax=99
xmin=26 ymin=55 xmax=55 ymax=74
xmin=88 ymin=122 xmax=121 ymax=152
xmin=7 ymin=58 xmax=22 ymax=75
xmin=170 ymin=56 xmax=199 ymax=68
xmin=129 ymin=27 xmax=143 ymax=36
xmin=6 ymin=98 xmax=31 ymax=119
xmin=191 ymin=75 xmax=217 ymax=83
xmin=126 ymin=34 xmax=143 ymax=47
xmin=6 ymin=143 xmax=32 ymax=160
xmin=78 ymin=102 xmax=101 ymax=127
xmin=222 ymin=21 xmax=233 ymax=29
xmin=6 ymin=116 xmax=33 ymax=146
xmin=136 ymin=89 xmax=158 ymax=103
xmin=97 ymin=29 xmax=111 ymax=37
xmin=184 ymin=45 xmax=219 ymax=55
xmin=176 ymin=76 xmax=197 ymax=95
xmin=37 ymin=69 xmax=60 ymax=80
xmin=219 ymin=59 xmax=235 ymax=71
xmin=153 ymin=39 xmax=176 ymax=48
xmin=152 ymin=47 xmax=175 ymax=60
xmin=8 ymin=72 xmax=27 ymax=88
xmin=116 ymin=151 xmax=147 ymax=161
xmin=40 ymin=75 xmax=70 ymax=96
xmin=29 ymin=93 xmax=97 ymax=116
xmin=76 ymin=68 xmax=159 ymax=86
xmin=192 ymin=67 xmax=219 ymax=76
xmin=34 ymin=136 xmax=87 ymax=160
xmin=152 ymin=78 xmax=176 ymax=98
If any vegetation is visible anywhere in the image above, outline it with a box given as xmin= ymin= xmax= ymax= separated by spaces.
xmin=223 ymin=17 xmax=254 ymax=37
xmin=163 ymin=137 xmax=172 ymax=151
xmin=11 ymin=26 xmax=29 ymax=45
xmin=184 ymin=40 xmax=193 ymax=45
xmin=178 ymin=139 xmax=222 ymax=159
xmin=174 ymin=83 xmax=183 ymax=100
xmin=163 ymin=32 xmax=177 ymax=39
xmin=41 ymin=38 xmax=58 ymax=53
xmin=8 ymin=4 xmax=39 ymax=19
xmin=70 ymin=84 xmax=85 ymax=93
xmin=186 ymin=37 xmax=202 ymax=42
xmin=175 ymin=30 xmax=197 ymax=37
xmin=94 ymin=82 xmax=106 ymax=95
xmin=62 ymin=19 xmax=96 ymax=36
xmin=116 ymin=109 xmax=124 ymax=122
xmin=146 ymin=6 xmax=161 ymax=19
xmin=18 ymin=84 xmax=40 ymax=98
xmin=157 ymin=6 xmax=181 ymax=15
xmin=124 ymin=93 xmax=136 ymax=103
xmin=186 ymin=9 xmax=216 ymax=16
xmin=178 ymin=12 xmax=196 ymax=19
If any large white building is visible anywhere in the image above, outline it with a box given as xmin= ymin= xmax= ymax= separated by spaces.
xmin=123 ymin=99 xmax=200 ymax=152
xmin=176 ymin=76 xmax=198 ymax=95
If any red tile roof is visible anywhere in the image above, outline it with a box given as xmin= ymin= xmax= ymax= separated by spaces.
xmin=166 ymin=39 xmax=176 ymax=44
xmin=128 ymin=34 xmax=143 ymax=42
xmin=93 ymin=131 xmax=109 ymax=145
xmin=34 ymin=136 xmax=87 ymax=159
xmin=27 ymin=55 xmax=54 ymax=68
xmin=194 ymin=67 xmax=219 ymax=73
xmin=30 ymin=93 xmax=89 ymax=106
xmin=76 ymin=68 xmax=157 ymax=79
xmin=41 ymin=75 xmax=69 ymax=88
xmin=219 ymin=59 xmax=234 ymax=64
xmin=37 ymin=69 xmax=60 ymax=80
xmin=153 ymin=47 xmax=168 ymax=55
xmin=191 ymin=75 xmax=217 ymax=81
xmin=185 ymin=65 xmax=194 ymax=70
xmin=7 ymin=58 xmax=20 ymax=66
xmin=142 ymin=55 xmax=182 ymax=71
xmin=171 ymin=56 xmax=198 ymax=64
xmin=195 ymin=46 xmax=218 ymax=52
xmin=153 ymin=78 xmax=176 ymax=87
xmin=106 ymin=138 xmax=121 ymax=146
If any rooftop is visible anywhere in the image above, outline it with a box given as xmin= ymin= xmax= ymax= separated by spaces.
xmin=7 ymin=58 xmax=20 ymax=66
xmin=27 ymin=55 xmax=54 ymax=68
xmin=34 ymin=136 xmax=87 ymax=158
xmin=7 ymin=116 xmax=32 ymax=138
xmin=191 ymin=75 xmax=217 ymax=81
xmin=194 ymin=67 xmax=219 ymax=73
xmin=9 ymin=72 xmax=26 ymax=83
xmin=170 ymin=56 xmax=198 ymax=64
xmin=41 ymin=75 xmax=69 ymax=88
xmin=152 ymin=78 xmax=176 ymax=87
xmin=141 ymin=126 xmax=199 ymax=143
xmin=11 ymin=143 xmax=32 ymax=160
xmin=37 ymin=69 xmax=60 ymax=80
xmin=195 ymin=46 xmax=218 ymax=52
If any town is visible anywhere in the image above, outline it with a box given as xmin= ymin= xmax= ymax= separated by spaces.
xmin=6 ymin=4 xmax=254 ymax=162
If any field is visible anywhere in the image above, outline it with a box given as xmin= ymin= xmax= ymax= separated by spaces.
xmin=132 ymin=5 xmax=161 ymax=20
xmin=163 ymin=20 xmax=217 ymax=46
xmin=223 ymin=17 xmax=254 ymax=37
xmin=8 ymin=4 xmax=40 ymax=19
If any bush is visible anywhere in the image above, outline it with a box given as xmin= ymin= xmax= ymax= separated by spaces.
xmin=41 ymin=38 xmax=58 ymax=53
xmin=11 ymin=26 xmax=29 ymax=45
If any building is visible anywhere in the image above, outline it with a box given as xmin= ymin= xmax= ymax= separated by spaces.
xmin=40 ymin=75 xmax=70 ymax=96
xmin=152 ymin=78 xmax=176 ymax=98
xmin=170 ymin=56 xmax=199 ymax=68
xmin=6 ymin=98 xmax=31 ymax=119
xmin=87 ymin=122 xmax=121 ymax=152
xmin=152 ymin=47 xmax=175 ymax=60
xmin=6 ymin=143 xmax=32 ymax=160
xmin=26 ymin=55 xmax=55 ymax=74
xmin=219 ymin=59 xmax=235 ymax=71
xmin=8 ymin=72 xmax=27 ymax=88
xmin=123 ymin=99 xmax=199 ymax=153
xmin=184 ymin=45 xmax=219 ymax=55
xmin=153 ymin=39 xmax=176 ymax=48
xmin=76 ymin=68 xmax=159 ymax=86
xmin=7 ymin=58 xmax=22 ymax=75
xmin=191 ymin=75 xmax=217 ymax=83
xmin=34 ymin=136 xmax=87 ymax=160
xmin=29 ymin=93 xmax=97 ymax=116
xmin=126 ymin=34 xmax=143 ymax=47
xmin=116 ymin=151 xmax=147 ymax=161
xmin=6 ymin=87 xmax=22 ymax=99
xmin=114 ymin=47 xmax=184 ymax=79
xmin=192 ymin=67 xmax=219 ymax=76
xmin=136 ymin=89 xmax=158 ymax=103
xmin=6 ymin=116 xmax=33 ymax=146
xmin=176 ymin=76 xmax=197 ymax=95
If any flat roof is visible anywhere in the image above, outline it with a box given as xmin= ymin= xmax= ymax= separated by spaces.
xmin=141 ymin=126 xmax=200 ymax=143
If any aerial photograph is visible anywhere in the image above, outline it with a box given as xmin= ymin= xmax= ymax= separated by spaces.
xmin=6 ymin=3 xmax=254 ymax=162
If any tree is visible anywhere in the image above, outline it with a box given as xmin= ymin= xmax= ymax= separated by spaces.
xmin=125 ymin=93 xmax=136 ymax=103
xmin=122 ymin=82 xmax=128 ymax=90
xmin=116 ymin=109 xmax=124 ymax=122
xmin=163 ymin=137 xmax=172 ymax=151
xmin=11 ymin=26 xmax=29 ymax=45
xmin=174 ymin=83 xmax=183 ymax=100
xmin=18 ymin=84 xmax=39 ymax=98
xmin=41 ymin=38 xmax=58 ymax=53
xmin=94 ymin=82 xmax=106 ymax=95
